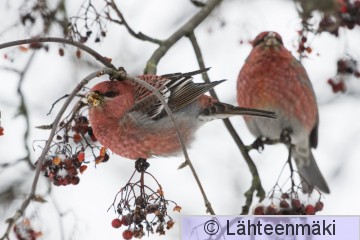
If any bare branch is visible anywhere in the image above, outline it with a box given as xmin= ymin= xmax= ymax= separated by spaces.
xmin=0 ymin=37 xmax=116 ymax=69
xmin=107 ymin=0 xmax=162 ymax=44
xmin=15 ymin=52 xmax=37 ymax=169
xmin=144 ymin=0 xmax=223 ymax=74
xmin=188 ymin=31 xmax=265 ymax=215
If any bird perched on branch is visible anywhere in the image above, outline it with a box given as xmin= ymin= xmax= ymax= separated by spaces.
xmin=87 ymin=69 xmax=275 ymax=161
xmin=237 ymin=31 xmax=330 ymax=193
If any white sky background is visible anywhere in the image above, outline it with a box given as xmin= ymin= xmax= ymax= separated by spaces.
xmin=1 ymin=0 xmax=360 ymax=239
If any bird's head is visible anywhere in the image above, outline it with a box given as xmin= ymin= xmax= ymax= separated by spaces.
xmin=86 ymin=80 xmax=134 ymax=118
xmin=252 ymin=31 xmax=283 ymax=49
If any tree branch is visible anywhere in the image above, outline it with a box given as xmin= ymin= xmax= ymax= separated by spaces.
xmin=188 ymin=31 xmax=265 ymax=215
xmin=15 ymin=52 xmax=37 ymax=169
xmin=107 ymin=0 xmax=163 ymax=45
xmin=0 ymin=37 xmax=116 ymax=69
xmin=144 ymin=0 xmax=223 ymax=74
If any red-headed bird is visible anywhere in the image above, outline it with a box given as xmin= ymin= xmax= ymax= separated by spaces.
xmin=237 ymin=32 xmax=329 ymax=193
xmin=87 ymin=69 xmax=275 ymax=160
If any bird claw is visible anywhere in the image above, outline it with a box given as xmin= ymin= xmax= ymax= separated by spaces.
xmin=135 ymin=158 xmax=150 ymax=172
xmin=252 ymin=137 xmax=265 ymax=152
xmin=280 ymin=128 xmax=292 ymax=144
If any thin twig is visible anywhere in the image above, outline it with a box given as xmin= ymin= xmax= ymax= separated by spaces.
xmin=187 ymin=31 xmax=265 ymax=215
xmin=0 ymin=37 xmax=116 ymax=69
xmin=0 ymin=68 xmax=115 ymax=240
xmin=46 ymin=94 xmax=85 ymax=116
xmin=144 ymin=0 xmax=223 ymax=74
xmin=15 ymin=52 xmax=37 ymax=169
xmin=107 ymin=0 xmax=162 ymax=45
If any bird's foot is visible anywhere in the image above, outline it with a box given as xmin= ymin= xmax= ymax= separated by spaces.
xmin=280 ymin=128 xmax=292 ymax=145
xmin=251 ymin=137 xmax=265 ymax=151
xmin=135 ymin=158 xmax=150 ymax=172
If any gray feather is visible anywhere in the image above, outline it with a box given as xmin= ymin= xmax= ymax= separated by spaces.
xmin=200 ymin=102 xmax=276 ymax=122
xmin=293 ymin=151 xmax=330 ymax=193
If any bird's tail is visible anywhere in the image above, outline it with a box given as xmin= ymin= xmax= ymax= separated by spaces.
xmin=201 ymin=102 xmax=276 ymax=121
xmin=293 ymin=150 xmax=330 ymax=193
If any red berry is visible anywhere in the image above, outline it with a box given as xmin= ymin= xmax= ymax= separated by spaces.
xmin=70 ymin=176 xmax=80 ymax=185
xmin=328 ymin=78 xmax=346 ymax=93
xmin=254 ymin=205 xmax=265 ymax=215
xmin=54 ymin=176 xmax=63 ymax=186
xmin=265 ymin=205 xmax=278 ymax=215
xmin=301 ymin=36 xmax=307 ymax=43
xmin=62 ymin=175 xmax=70 ymax=186
xmin=29 ymin=42 xmax=43 ymax=49
xmin=111 ymin=218 xmax=122 ymax=228
xmin=66 ymin=166 xmax=77 ymax=176
xmin=0 ymin=126 xmax=4 ymax=136
xmin=73 ymin=133 xmax=82 ymax=143
xmin=59 ymin=48 xmax=64 ymax=56
xmin=77 ymin=151 xmax=85 ymax=162
xmin=280 ymin=200 xmax=289 ymax=208
xmin=291 ymin=199 xmax=301 ymax=209
xmin=80 ymin=165 xmax=87 ymax=174
xmin=315 ymin=201 xmax=324 ymax=211
xmin=122 ymin=230 xmax=133 ymax=240
xmin=121 ymin=214 xmax=133 ymax=226
xmin=305 ymin=204 xmax=316 ymax=215
xmin=63 ymin=159 xmax=73 ymax=168
xmin=341 ymin=5 xmax=348 ymax=13
xmin=281 ymin=193 xmax=289 ymax=199
xmin=76 ymin=49 xmax=81 ymax=59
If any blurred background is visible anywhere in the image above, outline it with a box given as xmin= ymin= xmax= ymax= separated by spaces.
xmin=1 ymin=0 xmax=360 ymax=239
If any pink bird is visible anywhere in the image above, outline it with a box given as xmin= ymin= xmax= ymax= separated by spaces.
xmin=237 ymin=31 xmax=329 ymax=193
xmin=86 ymin=69 xmax=275 ymax=161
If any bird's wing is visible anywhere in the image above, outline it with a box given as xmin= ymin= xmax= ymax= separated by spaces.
xmin=130 ymin=69 xmax=223 ymax=120
xmin=292 ymin=59 xmax=319 ymax=148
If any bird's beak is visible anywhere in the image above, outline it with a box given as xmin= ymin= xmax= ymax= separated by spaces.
xmin=264 ymin=32 xmax=280 ymax=47
xmin=86 ymin=91 xmax=103 ymax=107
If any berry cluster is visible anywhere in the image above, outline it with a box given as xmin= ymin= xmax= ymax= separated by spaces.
xmin=37 ymin=106 xmax=109 ymax=186
xmin=13 ymin=219 xmax=42 ymax=240
xmin=317 ymin=0 xmax=360 ymax=35
xmin=296 ymin=33 xmax=313 ymax=57
xmin=66 ymin=1 xmax=109 ymax=44
xmin=338 ymin=0 xmax=360 ymax=30
xmin=39 ymin=151 xmax=86 ymax=186
xmin=69 ymin=115 xmax=97 ymax=143
xmin=254 ymin=192 xmax=324 ymax=215
xmin=328 ymin=57 xmax=360 ymax=93
xmin=109 ymin=169 xmax=180 ymax=239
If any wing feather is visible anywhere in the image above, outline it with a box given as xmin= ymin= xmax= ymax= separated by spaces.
xmin=130 ymin=69 xmax=223 ymax=120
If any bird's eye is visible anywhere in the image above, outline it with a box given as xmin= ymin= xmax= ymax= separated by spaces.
xmin=103 ymin=91 xmax=119 ymax=98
